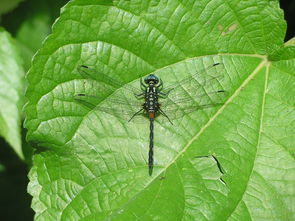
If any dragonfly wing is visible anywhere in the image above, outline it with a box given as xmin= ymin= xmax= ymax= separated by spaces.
xmin=74 ymin=93 xmax=147 ymax=123
xmin=77 ymin=65 xmax=142 ymax=96
xmin=160 ymin=90 xmax=227 ymax=107
xmin=75 ymin=65 xmax=149 ymax=122
xmin=157 ymin=103 xmax=224 ymax=122
xmin=157 ymin=63 xmax=227 ymax=121
xmin=162 ymin=63 xmax=224 ymax=96
xmin=75 ymin=94 xmax=144 ymax=106
xmin=158 ymin=90 xmax=227 ymax=121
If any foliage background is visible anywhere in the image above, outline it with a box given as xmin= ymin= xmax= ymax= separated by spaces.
xmin=0 ymin=0 xmax=69 ymax=220
xmin=0 ymin=0 xmax=294 ymax=220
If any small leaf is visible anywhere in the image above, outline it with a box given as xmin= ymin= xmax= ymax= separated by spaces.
xmin=285 ymin=37 xmax=295 ymax=46
xmin=0 ymin=27 xmax=25 ymax=159
xmin=1 ymin=0 xmax=70 ymax=70
xmin=0 ymin=0 xmax=23 ymax=15
xmin=0 ymin=162 xmax=5 ymax=173
xmin=25 ymin=0 xmax=294 ymax=220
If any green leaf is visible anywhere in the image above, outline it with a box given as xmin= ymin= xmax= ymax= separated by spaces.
xmin=15 ymin=12 xmax=51 ymax=70
xmin=0 ymin=27 xmax=25 ymax=159
xmin=1 ymin=0 xmax=70 ymax=70
xmin=0 ymin=162 xmax=5 ymax=173
xmin=25 ymin=0 xmax=294 ymax=220
xmin=285 ymin=37 xmax=295 ymax=46
xmin=0 ymin=0 xmax=23 ymax=15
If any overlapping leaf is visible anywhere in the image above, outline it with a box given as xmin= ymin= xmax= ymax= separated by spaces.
xmin=0 ymin=28 xmax=25 ymax=159
xmin=0 ymin=0 xmax=23 ymax=15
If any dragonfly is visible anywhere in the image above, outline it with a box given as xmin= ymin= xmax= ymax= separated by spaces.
xmin=74 ymin=63 xmax=226 ymax=175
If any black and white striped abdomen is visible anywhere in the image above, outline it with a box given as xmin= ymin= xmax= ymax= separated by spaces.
xmin=145 ymin=86 xmax=159 ymax=113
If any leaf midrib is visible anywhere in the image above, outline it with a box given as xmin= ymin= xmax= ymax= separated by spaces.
xmin=225 ymin=61 xmax=269 ymax=219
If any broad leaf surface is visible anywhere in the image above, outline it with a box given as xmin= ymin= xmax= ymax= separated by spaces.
xmin=25 ymin=0 xmax=295 ymax=220
xmin=0 ymin=28 xmax=25 ymax=159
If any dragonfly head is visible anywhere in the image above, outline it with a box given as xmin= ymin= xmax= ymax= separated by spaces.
xmin=144 ymin=74 xmax=159 ymax=85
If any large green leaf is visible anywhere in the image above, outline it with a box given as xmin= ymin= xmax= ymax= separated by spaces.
xmin=25 ymin=0 xmax=294 ymax=220
xmin=0 ymin=28 xmax=25 ymax=159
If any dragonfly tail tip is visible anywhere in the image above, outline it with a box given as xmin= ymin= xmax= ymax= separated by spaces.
xmin=149 ymin=166 xmax=153 ymax=176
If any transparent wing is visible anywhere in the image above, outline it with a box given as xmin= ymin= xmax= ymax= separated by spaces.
xmin=75 ymin=65 xmax=149 ymax=122
xmin=74 ymin=93 xmax=148 ymax=123
xmin=77 ymin=65 xmax=142 ymax=96
xmin=162 ymin=63 xmax=224 ymax=95
xmin=74 ymin=93 xmax=147 ymax=122
xmin=159 ymin=63 xmax=227 ymax=121
xmin=158 ymin=91 xmax=227 ymax=121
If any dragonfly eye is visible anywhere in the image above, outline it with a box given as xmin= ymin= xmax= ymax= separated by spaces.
xmin=144 ymin=74 xmax=159 ymax=84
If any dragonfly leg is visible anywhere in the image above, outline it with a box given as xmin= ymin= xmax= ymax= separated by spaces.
xmin=128 ymin=108 xmax=144 ymax=122
xmin=159 ymin=108 xmax=173 ymax=125
xmin=158 ymin=87 xmax=174 ymax=98
xmin=156 ymin=79 xmax=163 ymax=90
xmin=165 ymin=88 xmax=174 ymax=95
xmin=140 ymin=78 xmax=147 ymax=91
xmin=134 ymin=92 xmax=145 ymax=99
xmin=158 ymin=91 xmax=169 ymax=98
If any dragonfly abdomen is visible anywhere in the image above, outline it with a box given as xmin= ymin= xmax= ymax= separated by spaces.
xmin=145 ymin=85 xmax=159 ymax=119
